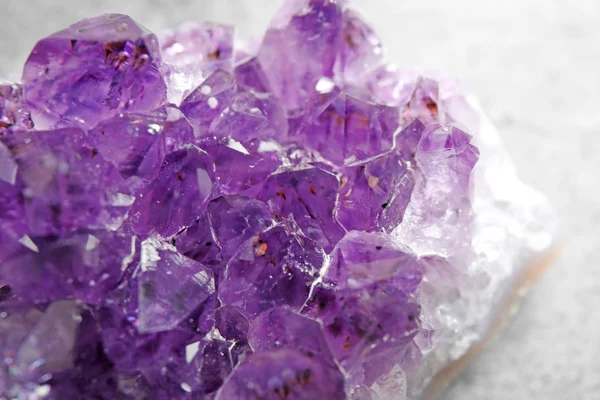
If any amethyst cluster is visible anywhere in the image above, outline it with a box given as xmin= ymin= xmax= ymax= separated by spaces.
xmin=0 ymin=1 xmax=486 ymax=399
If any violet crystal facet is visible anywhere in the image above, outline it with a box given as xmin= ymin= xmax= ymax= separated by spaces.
xmin=0 ymin=1 xmax=556 ymax=399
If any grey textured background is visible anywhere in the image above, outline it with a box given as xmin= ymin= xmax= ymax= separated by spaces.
xmin=1 ymin=1 xmax=599 ymax=399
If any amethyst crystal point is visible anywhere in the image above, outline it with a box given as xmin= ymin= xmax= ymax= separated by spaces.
xmin=0 ymin=82 xmax=33 ymax=135
xmin=293 ymin=91 xmax=399 ymax=165
xmin=215 ymin=304 xmax=249 ymax=341
xmin=173 ymin=211 xmax=222 ymax=268
xmin=304 ymin=278 xmax=421 ymax=386
xmin=258 ymin=0 xmax=342 ymax=112
xmin=249 ymin=307 xmax=337 ymax=367
xmin=336 ymin=150 xmax=415 ymax=232
xmin=258 ymin=166 xmax=344 ymax=251
xmin=90 ymin=105 xmax=194 ymax=193
xmin=22 ymin=14 xmax=166 ymax=130
xmin=336 ymin=9 xmax=384 ymax=87
xmin=303 ymin=233 xmax=422 ymax=385
xmin=0 ymin=230 xmax=134 ymax=304
xmin=180 ymin=69 xmax=236 ymax=133
xmin=129 ymin=145 xmax=215 ymax=237
xmin=91 ymin=109 xmax=167 ymax=193
xmin=216 ymin=349 xmax=346 ymax=400
xmin=3 ymin=127 xmax=133 ymax=235
xmin=12 ymin=300 xmax=80 ymax=380
xmin=393 ymin=124 xmax=479 ymax=256
xmin=138 ymin=236 xmax=215 ymax=333
xmin=197 ymin=138 xmax=280 ymax=197
xmin=234 ymin=57 xmax=272 ymax=93
xmin=219 ymin=219 xmax=324 ymax=319
xmin=208 ymin=88 xmax=288 ymax=147
xmin=401 ymin=78 xmax=442 ymax=125
xmin=159 ymin=21 xmax=234 ymax=105
xmin=326 ymin=231 xmax=421 ymax=289
xmin=207 ymin=195 xmax=275 ymax=261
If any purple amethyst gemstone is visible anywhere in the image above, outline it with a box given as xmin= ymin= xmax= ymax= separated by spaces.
xmin=304 ymin=279 xmax=421 ymax=381
xmin=219 ymin=219 xmax=324 ymax=319
xmin=258 ymin=166 xmax=344 ymax=251
xmin=22 ymin=14 xmax=166 ymax=130
xmin=129 ymin=145 xmax=215 ymax=237
xmin=207 ymin=195 xmax=274 ymax=261
xmin=180 ymin=70 xmax=236 ymax=134
xmin=2 ymin=128 xmax=132 ymax=236
xmin=334 ymin=119 xmax=428 ymax=233
xmin=234 ymin=57 xmax=272 ymax=93
xmin=293 ymin=92 xmax=399 ymax=165
xmin=326 ymin=230 xmax=421 ymax=289
xmin=249 ymin=307 xmax=337 ymax=367
xmin=216 ymin=304 xmax=249 ymax=341
xmin=173 ymin=210 xmax=223 ymax=271
xmin=197 ymin=138 xmax=280 ymax=197
xmin=138 ymin=236 xmax=215 ymax=333
xmin=0 ymin=230 xmax=134 ymax=304
xmin=302 ymin=232 xmax=422 ymax=382
xmin=401 ymin=78 xmax=442 ymax=125
xmin=208 ymin=88 xmax=288 ymax=147
xmin=216 ymin=349 xmax=346 ymax=400
xmin=336 ymin=9 xmax=384 ymax=86
xmin=258 ymin=0 xmax=342 ymax=112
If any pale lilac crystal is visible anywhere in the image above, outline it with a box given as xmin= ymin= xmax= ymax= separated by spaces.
xmin=22 ymin=14 xmax=166 ymax=129
xmin=258 ymin=0 xmax=342 ymax=112
xmin=0 ymin=83 xmax=33 ymax=135
xmin=159 ymin=21 xmax=234 ymax=104
xmin=336 ymin=9 xmax=384 ymax=87
xmin=393 ymin=124 xmax=479 ymax=256
xmin=12 ymin=300 xmax=80 ymax=381
xmin=401 ymin=78 xmax=443 ymax=125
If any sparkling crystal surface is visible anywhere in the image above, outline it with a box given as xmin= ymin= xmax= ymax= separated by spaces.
xmin=0 ymin=1 xmax=556 ymax=399
xmin=22 ymin=14 xmax=167 ymax=130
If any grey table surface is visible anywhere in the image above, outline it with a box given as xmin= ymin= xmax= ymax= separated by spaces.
xmin=2 ymin=1 xmax=599 ymax=399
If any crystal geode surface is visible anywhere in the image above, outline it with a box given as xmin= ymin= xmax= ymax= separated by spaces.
xmin=0 ymin=1 xmax=556 ymax=399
